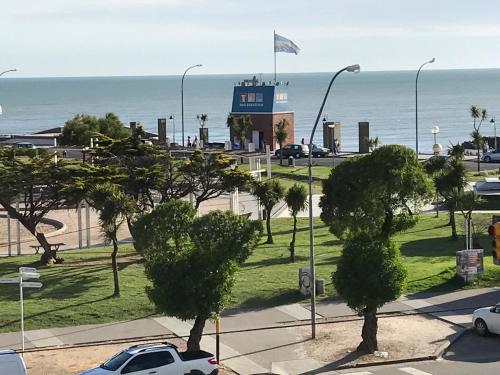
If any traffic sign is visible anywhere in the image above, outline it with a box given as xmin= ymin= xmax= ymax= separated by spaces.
xmin=0 ymin=278 xmax=19 ymax=284
xmin=21 ymin=272 xmax=40 ymax=280
xmin=22 ymin=282 xmax=43 ymax=289
xmin=19 ymin=267 xmax=36 ymax=273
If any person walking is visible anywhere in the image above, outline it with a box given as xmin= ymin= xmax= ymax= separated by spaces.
xmin=194 ymin=135 xmax=199 ymax=148
xmin=187 ymin=136 xmax=192 ymax=148
xmin=301 ymin=138 xmax=305 ymax=145
xmin=332 ymin=139 xmax=338 ymax=155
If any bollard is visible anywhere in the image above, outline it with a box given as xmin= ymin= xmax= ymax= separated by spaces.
xmin=288 ymin=156 xmax=295 ymax=167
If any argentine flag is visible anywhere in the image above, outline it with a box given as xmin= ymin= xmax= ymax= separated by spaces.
xmin=274 ymin=33 xmax=300 ymax=55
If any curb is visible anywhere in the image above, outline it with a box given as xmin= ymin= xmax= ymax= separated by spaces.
xmin=435 ymin=327 xmax=473 ymax=358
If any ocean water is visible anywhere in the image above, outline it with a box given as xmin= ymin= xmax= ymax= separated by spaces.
xmin=0 ymin=69 xmax=499 ymax=153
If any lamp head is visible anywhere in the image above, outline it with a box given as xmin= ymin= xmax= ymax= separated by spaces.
xmin=491 ymin=118 xmax=495 ymax=124
xmin=195 ymin=64 xmax=203 ymax=68
xmin=346 ymin=64 xmax=361 ymax=73
xmin=431 ymin=125 xmax=440 ymax=134
xmin=169 ymin=115 xmax=174 ymax=120
xmin=429 ymin=58 xmax=436 ymax=64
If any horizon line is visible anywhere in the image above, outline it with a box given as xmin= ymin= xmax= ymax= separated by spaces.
xmin=3 ymin=67 xmax=500 ymax=80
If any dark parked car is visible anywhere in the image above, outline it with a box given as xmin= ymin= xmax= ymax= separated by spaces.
xmin=275 ymin=144 xmax=309 ymax=158
xmin=311 ymin=144 xmax=330 ymax=157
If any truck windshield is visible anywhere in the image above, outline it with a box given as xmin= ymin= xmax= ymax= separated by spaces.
xmin=100 ymin=351 xmax=132 ymax=371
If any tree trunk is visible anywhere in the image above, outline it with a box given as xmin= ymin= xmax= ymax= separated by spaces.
xmin=289 ymin=215 xmax=297 ymax=262
xmin=279 ymin=142 xmax=283 ymax=166
xmin=111 ymin=236 xmax=120 ymax=297
xmin=37 ymin=232 xmax=58 ymax=264
xmin=450 ymin=208 xmax=458 ymax=240
xmin=187 ymin=315 xmax=206 ymax=352
xmin=477 ymin=148 xmax=481 ymax=172
xmin=266 ymin=210 xmax=273 ymax=244
xmin=0 ymin=201 xmax=57 ymax=264
xmin=357 ymin=306 xmax=378 ymax=354
xmin=126 ymin=216 xmax=140 ymax=252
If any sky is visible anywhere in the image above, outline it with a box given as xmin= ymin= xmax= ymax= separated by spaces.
xmin=2 ymin=0 xmax=500 ymax=77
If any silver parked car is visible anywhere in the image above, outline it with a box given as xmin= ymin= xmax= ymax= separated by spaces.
xmin=481 ymin=149 xmax=500 ymax=162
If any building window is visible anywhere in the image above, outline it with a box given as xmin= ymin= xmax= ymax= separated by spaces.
xmin=248 ymin=93 xmax=256 ymax=102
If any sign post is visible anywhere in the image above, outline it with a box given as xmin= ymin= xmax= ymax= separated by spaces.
xmin=0 ymin=267 xmax=42 ymax=352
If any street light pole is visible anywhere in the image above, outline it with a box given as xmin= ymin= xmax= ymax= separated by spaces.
xmin=415 ymin=58 xmax=435 ymax=159
xmin=491 ymin=118 xmax=497 ymax=150
xmin=0 ymin=69 xmax=16 ymax=77
xmin=181 ymin=64 xmax=202 ymax=147
xmin=307 ymin=64 xmax=360 ymax=339
xmin=169 ymin=115 xmax=176 ymax=145
xmin=328 ymin=124 xmax=336 ymax=167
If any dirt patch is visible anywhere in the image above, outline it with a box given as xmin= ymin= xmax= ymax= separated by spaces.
xmin=295 ymin=314 xmax=458 ymax=366
xmin=24 ymin=339 xmax=236 ymax=375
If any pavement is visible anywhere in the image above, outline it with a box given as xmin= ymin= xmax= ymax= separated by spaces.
xmin=1 ymin=287 xmax=499 ymax=374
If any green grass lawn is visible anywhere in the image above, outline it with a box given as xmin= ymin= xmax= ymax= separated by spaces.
xmin=1 ymin=214 xmax=500 ymax=333
xmin=266 ymin=164 xmax=332 ymax=194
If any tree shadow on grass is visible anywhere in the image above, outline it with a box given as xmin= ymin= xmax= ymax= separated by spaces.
xmin=0 ymin=264 xmax=109 ymax=302
xmin=242 ymin=255 xmax=309 ymax=269
xmin=399 ymin=236 xmax=460 ymax=257
xmin=0 ymin=294 xmax=116 ymax=329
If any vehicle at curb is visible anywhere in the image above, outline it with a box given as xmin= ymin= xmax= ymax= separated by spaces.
xmin=0 ymin=349 xmax=28 ymax=375
xmin=310 ymin=144 xmax=330 ymax=158
xmin=14 ymin=142 xmax=37 ymax=149
xmin=481 ymin=149 xmax=500 ymax=163
xmin=275 ymin=144 xmax=309 ymax=159
xmin=77 ymin=342 xmax=218 ymax=375
xmin=472 ymin=304 xmax=500 ymax=336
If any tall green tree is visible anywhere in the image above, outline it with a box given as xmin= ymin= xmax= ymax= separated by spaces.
xmin=86 ymin=183 xmax=134 ymax=297
xmin=180 ymin=150 xmax=252 ymax=209
xmin=333 ymin=235 xmax=406 ymax=353
xmin=434 ymin=158 xmax=468 ymax=239
xmin=321 ymin=145 xmax=431 ymax=354
xmin=252 ymin=179 xmax=285 ymax=244
xmin=285 ymin=183 xmax=307 ymax=262
xmin=320 ymin=145 xmax=433 ymax=240
xmin=135 ymin=200 xmax=262 ymax=352
xmin=470 ymin=105 xmax=488 ymax=172
xmin=59 ymin=113 xmax=130 ymax=146
xmin=274 ymin=119 xmax=288 ymax=165
xmin=0 ymin=152 xmax=77 ymax=264
xmin=227 ymin=115 xmax=253 ymax=150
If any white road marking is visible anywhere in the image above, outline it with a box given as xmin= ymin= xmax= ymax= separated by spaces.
xmin=342 ymin=372 xmax=373 ymax=375
xmin=398 ymin=367 xmax=433 ymax=375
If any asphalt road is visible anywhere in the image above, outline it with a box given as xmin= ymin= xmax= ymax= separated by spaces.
xmin=336 ymin=331 xmax=500 ymax=375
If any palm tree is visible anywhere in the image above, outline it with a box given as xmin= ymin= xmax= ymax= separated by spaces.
xmin=285 ymin=184 xmax=307 ymax=262
xmin=196 ymin=114 xmax=208 ymax=128
xmin=227 ymin=115 xmax=252 ymax=150
xmin=252 ymin=179 xmax=285 ymax=244
xmin=470 ymin=105 xmax=488 ymax=172
xmin=274 ymin=119 xmax=288 ymax=166
xmin=447 ymin=142 xmax=465 ymax=161
xmin=86 ymin=183 xmax=134 ymax=297
xmin=367 ymin=136 xmax=380 ymax=152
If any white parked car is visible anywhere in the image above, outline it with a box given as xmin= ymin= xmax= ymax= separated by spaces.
xmin=0 ymin=349 xmax=28 ymax=375
xmin=472 ymin=303 xmax=500 ymax=336
xmin=77 ymin=342 xmax=218 ymax=375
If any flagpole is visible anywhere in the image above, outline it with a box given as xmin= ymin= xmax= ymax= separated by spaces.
xmin=274 ymin=30 xmax=277 ymax=83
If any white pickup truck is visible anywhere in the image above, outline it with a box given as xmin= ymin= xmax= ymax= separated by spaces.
xmin=77 ymin=342 xmax=218 ymax=375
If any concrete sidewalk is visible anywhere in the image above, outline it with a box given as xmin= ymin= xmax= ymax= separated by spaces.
xmin=1 ymin=287 xmax=498 ymax=374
